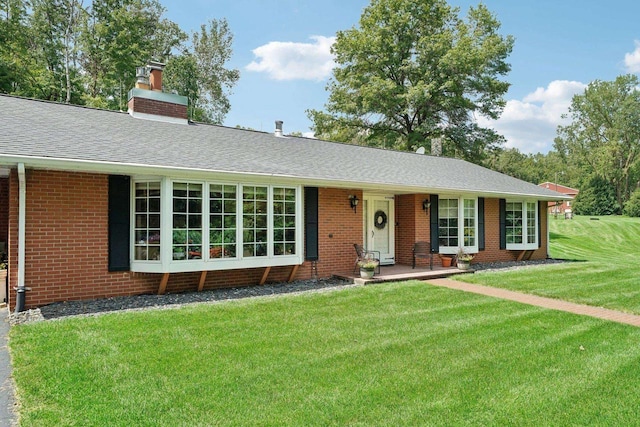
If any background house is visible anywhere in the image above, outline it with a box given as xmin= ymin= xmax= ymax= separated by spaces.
xmin=539 ymin=182 xmax=579 ymax=217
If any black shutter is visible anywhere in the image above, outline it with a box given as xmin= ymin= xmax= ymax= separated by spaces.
xmin=304 ymin=187 xmax=319 ymax=261
xmin=108 ymin=175 xmax=131 ymax=271
xmin=538 ymin=201 xmax=543 ymax=248
xmin=478 ymin=197 xmax=485 ymax=251
xmin=499 ymin=199 xmax=506 ymax=250
xmin=430 ymin=195 xmax=439 ymax=253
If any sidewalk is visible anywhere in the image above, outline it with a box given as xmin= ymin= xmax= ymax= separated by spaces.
xmin=0 ymin=307 xmax=17 ymax=426
xmin=427 ymin=278 xmax=640 ymax=327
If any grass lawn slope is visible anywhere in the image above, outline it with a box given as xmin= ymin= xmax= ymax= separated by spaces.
xmin=461 ymin=215 xmax=640 ymax=314
xmin=10 ymin=281 xmax=640 ymax=426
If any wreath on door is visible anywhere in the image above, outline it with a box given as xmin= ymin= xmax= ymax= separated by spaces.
xmin=374 ymin=210 xmax=387 ymax=229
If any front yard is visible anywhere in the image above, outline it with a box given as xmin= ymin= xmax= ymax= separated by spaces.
xmin=10 ymin=279 xmax=640 ymax=426
xmin=460 ymin=215 xmax=640 ymax=314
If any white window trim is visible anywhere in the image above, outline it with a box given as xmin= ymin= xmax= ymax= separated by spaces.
xmin=438 ymin=196 xmax=479 ymax=255
xmin=506 ymin=200 xmax=538 ymax=251
xmin=130 ymin=177 xmax=303 ymax=273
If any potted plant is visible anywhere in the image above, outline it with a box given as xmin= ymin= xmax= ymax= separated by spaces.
xmin=439 ymin=254 xmax=454 ymax=267
xmin=456 ymin=247 xmax=474 ymax=270
xmin=357 ymin=259 xmax=379 ymax=279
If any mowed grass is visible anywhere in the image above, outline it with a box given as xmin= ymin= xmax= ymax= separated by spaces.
xmin=10 ymin=281 xmax=640 ymax=426
xmin=460 ymin=215 xmax=640 ymax=314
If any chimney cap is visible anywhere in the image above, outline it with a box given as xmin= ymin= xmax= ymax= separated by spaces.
xmin=147 ymin=61 xmax=166 ymax=71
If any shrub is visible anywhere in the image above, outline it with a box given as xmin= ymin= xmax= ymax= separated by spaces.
xmin=624 ymin=188 xmax=640 ymax=217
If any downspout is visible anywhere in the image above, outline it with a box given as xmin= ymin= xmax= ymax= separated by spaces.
xmin=15 ymin=163 xmax=27 ymax=312
xmin=546 ymin=202 xmax=550 ymax=259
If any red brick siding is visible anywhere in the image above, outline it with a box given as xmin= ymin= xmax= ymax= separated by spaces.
xmin=314 ymin=188 xmax=363 ymax=277
xmin=6 ymin=170 xmax=549 ymax=309
xmin=395 ymin=194 xmax=432 ymax=267
xmin=128 ymin=97 xmax=187 ymax=120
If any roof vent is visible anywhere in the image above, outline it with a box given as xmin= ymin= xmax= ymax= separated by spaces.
xmin=275 ymin=120 xmax=284 ymax=137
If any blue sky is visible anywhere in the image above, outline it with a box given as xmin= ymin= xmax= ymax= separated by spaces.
xmin=161 ymin=0 xmax=640 ymax=154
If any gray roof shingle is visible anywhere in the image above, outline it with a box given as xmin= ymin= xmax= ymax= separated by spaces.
xmin=0 ymin=95 xmax=566 ymax=200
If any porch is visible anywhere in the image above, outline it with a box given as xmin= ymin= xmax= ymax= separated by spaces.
xmin=333 ymin=263 xmax=474 ymax=285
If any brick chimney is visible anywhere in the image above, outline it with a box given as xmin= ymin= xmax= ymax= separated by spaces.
xmin=128 ymin=61 xmax=188 ymax=124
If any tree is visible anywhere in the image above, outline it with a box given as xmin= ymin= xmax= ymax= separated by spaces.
xmin=0 ymin=0 xmax=31 ymax=94
xmin=79 ymin=0 xmax=184 ymax=110
xmin=164 ymin=18 xmax=239 ymax=124
xmin=555 ymin=75 xmax=640 ymax=210
xmin=308 ymin=0 xmax=514 ymax=162
xmin=573 ymin=176 xmax=619 ymax=216
xmin=28 ymin=0 xmax=86 ymax=103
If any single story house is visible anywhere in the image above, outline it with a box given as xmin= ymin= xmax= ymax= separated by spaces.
xmin=0 ymin=66 xmax=567 ymax=311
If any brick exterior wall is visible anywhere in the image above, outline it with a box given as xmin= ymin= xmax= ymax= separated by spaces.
xmin=7 ymin=170 xmax=548 ymax=309
xmin=127 ymin=96 xmax=187 ymax=120
xmin=395 ymin=194 xmax=432 ymax=267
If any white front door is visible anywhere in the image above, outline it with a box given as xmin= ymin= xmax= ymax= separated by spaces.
xmin=363 ymin=194 xmax=395 ymax=265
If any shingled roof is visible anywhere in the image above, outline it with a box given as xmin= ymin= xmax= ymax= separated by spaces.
xmin=0 ymin=95 xmax=566 ymax=200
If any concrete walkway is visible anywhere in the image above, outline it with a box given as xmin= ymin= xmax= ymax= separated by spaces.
xmin=427 ymin=278 xmax=640 ymax=327
xmin=0 ymin=308 xmax=17 ymax=426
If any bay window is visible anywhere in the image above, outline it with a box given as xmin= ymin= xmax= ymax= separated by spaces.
xmin=506 ymin=200 xmax=538 ymax=249
xmin=131 ymin=178 xmax=302 ymax=273
xmin=438 ymin=197 xmax=477 ymax=254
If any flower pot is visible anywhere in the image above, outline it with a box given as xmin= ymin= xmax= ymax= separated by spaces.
xmin=360 ymin=268 xmax=375 ymax=279
xmin=441 ymin=256 xmax=453 ymax=267
xmin=457 ymin=260 xmax=471 ymax=270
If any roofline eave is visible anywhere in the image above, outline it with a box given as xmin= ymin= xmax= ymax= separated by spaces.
xmin=0 ymin=155 xmax=571 ymax=201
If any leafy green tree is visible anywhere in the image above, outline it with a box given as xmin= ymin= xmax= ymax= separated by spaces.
xmin=0 ymin=0 xmax=31 ymax=94
xmin=164 ymin=18 xmax=239 ymax=124
xmin=308 ymin=0 xmax=514 ymax=162
xmin=28 ymin=0 xmax=86 ymax=103
xmin=79 ymin=0 xmax=184 ymax=110
xmin=555 ymin=75 xmax=640 ymax=209
xmin=623 ymin=188 xmax=640 ymax=217
xmin=573 ymin=176 xmax=619 ymax=216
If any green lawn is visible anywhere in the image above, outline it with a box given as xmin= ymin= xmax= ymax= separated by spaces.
xmin=10 ymin=281 xmax=640 ymax=426
xmin=460 ymin=215 xmax=640 ymax=314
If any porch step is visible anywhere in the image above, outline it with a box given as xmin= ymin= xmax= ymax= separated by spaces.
xmin=334 ymin=265 xmax=474 ymax=285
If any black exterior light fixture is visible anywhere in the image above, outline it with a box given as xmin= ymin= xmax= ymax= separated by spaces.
xmin=422 ymin=198 xmax=431 ymax=212
xmin=349 ymin=195 xmax=359 ymax=213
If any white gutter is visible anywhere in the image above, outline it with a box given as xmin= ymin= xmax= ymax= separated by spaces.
xmin=17 ymin=163 xmax=26 ymax=291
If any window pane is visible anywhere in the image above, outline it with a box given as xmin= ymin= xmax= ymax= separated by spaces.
xmin=438 ymin=198 xmax=459 ymax=248
xmin=173 ymin=183 xmax=203 ymax=261
xmin=463 ymin=199 xmax=476 ymax=247
xmin=134 ymin=182 xmax=161 ymax=261
xmin=242 ymin=186 xmax=269 ymax=258
xmin=209 ymin=183 xmax=238 ymax=259
xmin=506 ymin=202 xmax=523 ymax=244
xmin=273 ymin=187 xmax=296 ymax=256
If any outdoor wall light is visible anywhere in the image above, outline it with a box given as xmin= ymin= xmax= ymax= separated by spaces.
xmin=422 ymin=199 xmax=431 ymax=212
xmin=349 ymin=195 xmax=359 ymax=213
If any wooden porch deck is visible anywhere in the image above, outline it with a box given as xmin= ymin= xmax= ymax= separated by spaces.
xmin=333 ymin=263 xmax=474 ymax=285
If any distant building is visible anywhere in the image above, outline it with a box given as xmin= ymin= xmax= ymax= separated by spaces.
xmin=539 ymin=182 xmax=579 ymax=216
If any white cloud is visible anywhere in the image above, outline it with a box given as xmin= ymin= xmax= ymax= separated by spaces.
xmin=624 ymin=40 xmax=640 ymax=73
xmin=477 ymin=80 xmax=587 ymax=154
xmin=246 ymin=36 xmax=336 ymax=81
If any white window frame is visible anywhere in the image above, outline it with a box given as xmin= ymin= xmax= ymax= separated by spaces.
xmin=130 ymin=177 xmax=303 ymax=273
xmin=506 ymin=200 xmax=538 ymax=251
xmin=438 ymin=196 xmax=478 ymax=255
